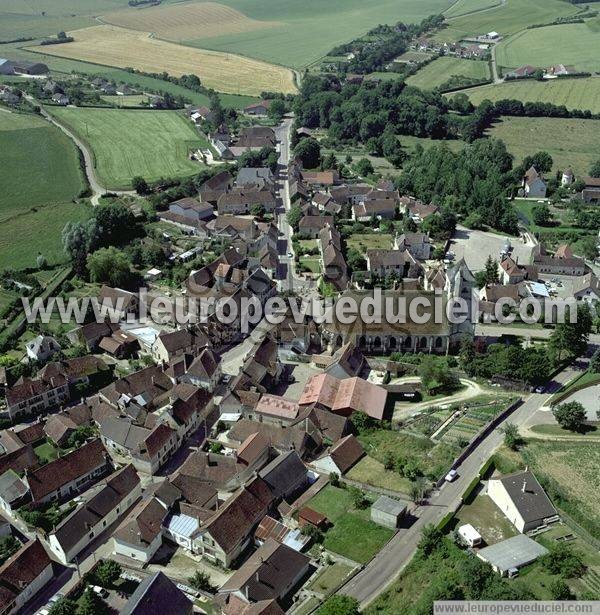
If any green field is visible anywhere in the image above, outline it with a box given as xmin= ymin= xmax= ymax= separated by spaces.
xmin=436 ymin=0 xmax=578 ymax=43
xmin=463 ymin=77 xmax=600 ymax=114
xmin=0 ymin=200 xmax=92 ymax=270
xmin=487 ymin=116 xmax=600 ymax=177
xmin=187 ymin=0 xmax=454 ymax=68
xmin=406 ymin=56 xmax=490 ymax=90
xmin=308 ymin=485 xmax=394 ymax=563
xmin=48 ymin=107 xmax=208 ymax=189
xmin=444 ymin=0 xmax=501 ymax=18
xmin=496 ymin=21 xmax=600 ymax=74
xmin=0 ymin=42 xmax=256 ymax=110
xmin=0 ymin=110 xmax=85 ymax=218
xmin=0 ymin=0 xmax=126 ymax=40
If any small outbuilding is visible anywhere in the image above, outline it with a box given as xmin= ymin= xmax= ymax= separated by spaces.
xmin=370 ymin=495 xmax=408 ymax=529
xmin=476 ymin=534 xmax=548 ymax=577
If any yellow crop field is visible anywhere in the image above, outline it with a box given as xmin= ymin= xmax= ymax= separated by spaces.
xmin=28 ymin=25 xmax=297 ymax=96
xmin=100 ymin=2 xmax=280 ymax=42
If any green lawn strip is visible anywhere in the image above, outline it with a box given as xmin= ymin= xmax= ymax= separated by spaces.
xmin=406 ymin=56 xmax=489 ymax=90
xmin=307 ymin=562 xmax=354 ymax=596
xmin=346 ymin=456 xmax=413 ymax=494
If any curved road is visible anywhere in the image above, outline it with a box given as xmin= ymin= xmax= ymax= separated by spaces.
xmin=391 ymin=377 xmax=485 ymax=420
xmin=38 ymin=105 xmax=136 ymax=205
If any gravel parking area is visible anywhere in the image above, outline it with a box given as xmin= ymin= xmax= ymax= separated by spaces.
xmin=448 ymin=226 xmax=534 ymax=273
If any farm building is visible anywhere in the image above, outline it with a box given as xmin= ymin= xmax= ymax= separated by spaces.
xmin=244 ymin=100 xmax=272 ymax=116
xmin=477 ymin=534 xmax=548 ymax=576
xmin=12 ymin=60 xmax=48 ymax=75
xmin=371 ymin=495 xmax=408 ymax=529
xmin=488 ymin=470 xmax=558 ymax=533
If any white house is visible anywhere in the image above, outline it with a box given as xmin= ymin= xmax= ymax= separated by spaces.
xmin=311 ymin=434 xmax=364 ymax=476
xmin=25 ymin=335 xmax=61 ymax=363
xmin=488 ymin=470 xmax=558 ymax=533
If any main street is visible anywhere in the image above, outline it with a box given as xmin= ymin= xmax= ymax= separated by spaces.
xmin=274 ymin=116 xmax=316 ymax=295
xmin=341 ymin=361 xmax=582 ymax=607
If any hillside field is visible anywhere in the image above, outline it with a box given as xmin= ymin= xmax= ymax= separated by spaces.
xmin=181 ymin=0 xmax=454 ymax=68
xmin=48 ymin=107 xmax=209 ymax=190
xmin=443 ymin=0 xmax=501 ymax=18
xmin=461 ymin=77 xmax=600 ymax=114
xmin=434 ymin=0 xmax=578 ymax=43
xmin=496 ymin=21 xmax=600 ymax=73
xmin=486 ymin=116 xmax=600 ymax=177
xmin=0 ymin=110 xmax=85 ymax=218
xmin=28 ymin=25 xmax=297 ymax=96
xmin=406 ymin=56 xmax=490 ymax=89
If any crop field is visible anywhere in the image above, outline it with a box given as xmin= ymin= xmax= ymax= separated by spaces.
xmin=0 ymin=110 xmax=85 ymax=218
xmin=487 ymin=116 xmax=600 ymax=177
xmin=28 ymin=25 xmax=297 ymax=96
xmin=100 ymin=2 xmax=281 ymax=42
xmin=463 ymin=77 xmax=600 ymax=114
xmin=437 ymin=403 xmax=504 ymax=445
xmin=435 ymin=0 xmax=578 ymax=43
xmin=48 ymin=107 xmax=208 ymax=190
xmin=496 ymin=22 xmax=600 ymax=73
xmin=183 ymin=0 xmax=454 ymax=68
xmin=406 ymin=57 xmax=490 ymax=90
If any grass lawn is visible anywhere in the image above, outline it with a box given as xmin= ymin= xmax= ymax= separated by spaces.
xmin=101 ymin=94 xmax=150 ymax=107
xmin=434 ymin=0 xmax=578 ymax=43
xmin=529 ymin=423 xmax=599 ymax=437
xmin=455 ymin=494 xmax=519 ymax=545
xmin=462 ymin=77 xmax=600 ymax=114
xmin=299 ymin=257 xmax=321 ymax=273
xmin=0 ymin=288 xmax=18 ymax=314
xmin=406 ymin=57 xmax=489 ymax=90
xmin=308 ymin=485 xmax=394 ymax=563
xmin=48 ymin=107 xmax=208 ymax=190
xmin=0 ymin=110 xmax=85 ymax=219
xmin=399 ymin=134 xmax=465 ymax=155
xmin=346 ymin=233 xmax=393 ymax=252
xmin=496 ymin=439 xmax=600 ymax=540
xmin=487 ymin=116 xmax=600 ymax=177
xmin=34 ymin=440 xmax=60 ymax=464
xmin=347 ymin=455 xmax=412 ymax=494
xmin=307 ymin=562 xmax=354 ymax=596
xmin=184 ymin=0 xmax=453 ymax=68
xmin=496 ymin=21 xmax=600 ymax=74
xmin=357 ymin=427 xmax=459 ymax=482
xmin=444 ymin=0 xmax=501 ymax=18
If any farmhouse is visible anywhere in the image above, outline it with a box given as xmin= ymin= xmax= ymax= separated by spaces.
xmin=218 ymin=538 xmax=310 ymax=608
xmin=488 ymin=469 xmax=559 ymax=533
xmin=312 ymin=434 xmax=365 ymax=475
xmin=168 ymin=197 xmax=213 ymax=222
xmin=523 ymin=166 xmax=547 ymax=198
xmin=581 ymin=176 xmax=600 ymax=204
xmin=0 ymin=539 xmax=53 ymax=615
xmin=25 ymin=335 xmax=60 ymax=363
xmin=244 ymin=100 xmax=273 ymax=116
xmin=532 ymin=244 xmax=585 ymax=276
xmin=394 ymin=232 xmax=434 ymax=260
xmin=122 ymin=571 xmax=193 ymax=615
xmin=5 ymin=372 xmax=69 ymax=421
xmin=48 ymin=464 xmax=141 ymax=564
xmin=366 ymin=248 xmax=422 ymax=279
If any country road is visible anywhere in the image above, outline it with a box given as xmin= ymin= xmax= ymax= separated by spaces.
xmin=340 ymin=361 xmax=581 ymax=607
xmin=38 ymin=104 xmax=136 ymax=205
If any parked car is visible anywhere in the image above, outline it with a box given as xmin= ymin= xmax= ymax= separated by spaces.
xmin=534 ymin=385 xmax=545 ymax=394
xmin=445 ymin=469 xmax=458 ymax=482
xmin=92 ymin=586 xmax=108 ymax=598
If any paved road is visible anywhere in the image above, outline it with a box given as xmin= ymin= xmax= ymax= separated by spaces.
xmin=274 ymin=116 xmax=317 ymax=295
xmin=476 ymin=323 xmax=600 ymax=345
xmin=341 ymin=362 xmax=581 ymax=607
xmin=38 ymin=104 xmax=136 ymax=205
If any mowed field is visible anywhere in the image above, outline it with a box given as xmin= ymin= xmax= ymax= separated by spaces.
xmin=462 ymin=77 xmax=600 ymax=114
xmin=435 ymin=0 xmax=578 ymax=43
xmin=48 ymin=107 xmax=208 ymax=189
xmin=406 ymin=56 xmax=490 ymax=89
xmin=487 ymin=116 xmax=600 ymax=176
xmin=28 ymin=25 xmax=297 ymax=96
xmin=100 ymin=2 xmax=281 ymax=42
xmin=0 ymin=111 xmax=85 ymax=218
xmin=496 ymin=21 xmax=600 ymax=73
xmin=181 ymin=0 xmax=454 ymax=68
xmin=443 ymin=0 xmax=501 ymax=18
xmin=0 ymin=110 xmax=89 ymax=269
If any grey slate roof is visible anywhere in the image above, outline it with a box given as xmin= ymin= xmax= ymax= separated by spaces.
xmin=497 ymin=470 xmax=557 ymax=523
xmin=122 ymin=571 xmax=192 ymax=615
xmin=477 ymin=534 xmax=548 ymax=573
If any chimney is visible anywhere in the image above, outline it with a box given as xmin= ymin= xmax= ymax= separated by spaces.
xmin=521 ymin=480 xmax=528 ymax=493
